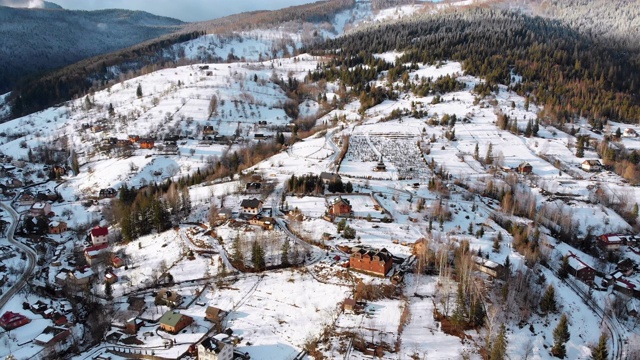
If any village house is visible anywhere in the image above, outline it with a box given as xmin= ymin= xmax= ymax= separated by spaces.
xmin=349 ymin=247 xmax=393 ymax=276
xmin=203 ymin=125 xmax=216 ymax=135
xmin=52 ymin=312 xmax=68 ymax=327
xmin=128 ymin=135 xmax=140 ymax=143
xmin=125 ymin=317 xmax=144 ymax=335
xmin=105 ymin=272 xmax=118 ymax=285
xmin=98 ymin=188 xmax=117 ymax=198
xmin=245 ymin=182 xmax=262 ymax=194
xmin=90 ymin=226 xmax=109 ymax=246
xmin=34 ymin=326 xmax=71 ymax=347
xmin=0 ymin=311 xmax=31 ymax=330
xmin=84 ymin=244 xmax=108 ymax=265
xmin=155 ymin=289 xmax=183 ymax=308
xmin=49 ymin=221 xmax=68 ymax=234
xmin=598 ymin=234 xmax=627 ymax=250
xmin=566 ymin=253 xmax=596 ymax=283
xmin=112 ymin=256 xmax=124 ymax=268
xmin=30 ymin=202 xmax=52 ymax=217
xmin=67 ymin=266 xmax=94 ymax=287
xmin=198 ymin=335 xmax=234 ymax=360
xmin=320 ymin=172 xmax=341 ymax=184
xmin=472 ymin=256 xmax=506 ymax=279
xmin=158 ymin=310 xmax=193 ymax=334
xmin=140 ymin=138 xmax=155 ymax=149
xmin=623 ymin=128 xmax=638 ymax=138
xmin=248 ymin=216 xmax=275 ymax=230
xmin=240 ymin=198 xmax=263 ymax=216
xmin=517 ymin=162 xmax=533 ymax=174
xmin=328 ymin=196 xmax=352 ymax=217
xmin=581 ymin=159 xmax=603 ymax=172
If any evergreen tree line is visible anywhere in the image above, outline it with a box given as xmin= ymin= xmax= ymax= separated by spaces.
xmin=116 ymin=182 xmax=191 ymax=242
xmin=311 ymin=8 xmax=640 ymax=124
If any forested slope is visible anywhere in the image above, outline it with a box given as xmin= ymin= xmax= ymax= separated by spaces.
xmin=312 ymin=8 xmax=640 ymax=125
xmin=0 ymin=6 xmax=184 ymax=93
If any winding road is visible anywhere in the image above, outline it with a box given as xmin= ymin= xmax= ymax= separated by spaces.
xmin=0 ymin=201 xmax=37 ymax=311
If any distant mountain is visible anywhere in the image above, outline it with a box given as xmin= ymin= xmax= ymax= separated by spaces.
xmin=0 ymin=6 xmax=184 ymax=92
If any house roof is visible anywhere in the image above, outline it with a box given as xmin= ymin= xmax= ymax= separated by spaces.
xmin=0 ymin=311 xmax=29 ymax=325
xmin=582 ymin=159 xmax=602 ymax=166
xmin=241 ymin=198 xmax=263 ymax=208
xmin=331 ymin=196 xmax=350 ymax=206
xmin=472 ymin=256 xmax=502 ymax=270
xmin=353 ymin=247 xmax=392 ymax=263
xmin=31 ymin=202 xmax=47 ymax=210
xmin=205 ymin=306 xmax=222 ymax=318
xmin=600 ymin=234 xmax=627 ymax=244
xmin=91 ymin=226 xmax=109 ymax=237
xmin=320 ymin=172 xmax=341 ymax=182
xmin=159 ymin=311 xmax=188 ymax=328
xmin=200 ymin=337 xmax=227 ymax=354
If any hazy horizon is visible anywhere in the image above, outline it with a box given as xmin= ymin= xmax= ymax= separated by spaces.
xmin=0 ymin=0 xmax=319 ymax=22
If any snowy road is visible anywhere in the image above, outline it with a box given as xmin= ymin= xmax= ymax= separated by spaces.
xmin=0 ymin=201 xmax=37 ymax=312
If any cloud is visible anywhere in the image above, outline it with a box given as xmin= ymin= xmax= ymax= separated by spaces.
xmin=0 ymin=0 xmax=45 ymax=8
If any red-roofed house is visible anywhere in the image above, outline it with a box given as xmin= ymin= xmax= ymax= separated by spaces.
xmin=0 ymin=311 xmax=31 ymax=330
xmin=91 ymin=226 xmax=109 ymax=246
xmin=566 ymin=253 xmax=596 ymax=283
xmin=112 ymin=256 xmax=124 ymax=268
xmin=84 ymin=244 xmax=108 ymax=265
xmin=598 ymin=234 xmax=627 ymax=250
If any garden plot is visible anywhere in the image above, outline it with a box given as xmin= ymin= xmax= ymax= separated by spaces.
xmin=204 ymin=270 xmax=349 ymax=360
xmin=285 ymin=196 xmax=326 ymax=218
xmin=399 ymin=275 xmax=476 ymax=359
xmin=289 ymin=136 xmax=334 ymax=160
xmin=325 ymin=298 xmax=404 ymax=360
xmin=338 ymin=194 xmax=385 ymax=219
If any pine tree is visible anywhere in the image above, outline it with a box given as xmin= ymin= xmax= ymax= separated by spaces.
xmin=533 ymin=119 xmax=539 ymax=136
xmin=552 ymin=314 xmax=570 ymax=358
xmin=485 ymin=143 xmax=493 ymax=165
xmin=633 ymin=203 xmax=639 ymax=219
xmin=590 ymin=332 xmax=608 ymax=360
xmin=474 ymin=142 xmax=479 ymax=160
xmin=251 ymin=241 xmax=266 ymax=271
xmin=540 ymin=284 xmax=557 ymax=314
xmin=231 ymin=234 xmax=243 ymax=265
xmin=558 ymin=256 xmax=570 ymax=280
xmin=576 ymin=137 xmax=585 ymax=158
xmin=492 ymin=237 xmax=501 ymax=253
xmin=281 ymin=240 xmax=290 ymax=266
xmin=503 ymin=256 xmax=511 ymax=277
xmin=525 ymin=119 xmax=533 ymax=137
xmin=105 ymin=281 xmax=113 ymax=299
xmin=452 ymin=282 xmax=468 ymax=327
xmin=345 ymin=181 xmax=353 ymax=193
xmin=490 ymin=324 xmax=508 ymax=360
xmin=136 ymin=83 xmax=143 ymax=98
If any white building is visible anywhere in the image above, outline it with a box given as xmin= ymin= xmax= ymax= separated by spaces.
xmin=198 ymin=335 xmax=234 ymax=360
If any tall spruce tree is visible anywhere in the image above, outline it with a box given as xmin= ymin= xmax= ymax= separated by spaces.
xmin=552 ymin=314 xmax=570 ymax=358
xmin=590 ymin=332 xmax=608 ymax=360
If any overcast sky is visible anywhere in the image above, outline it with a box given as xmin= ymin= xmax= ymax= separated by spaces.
xmin=45 ymin=0 xmax=317 ymax=22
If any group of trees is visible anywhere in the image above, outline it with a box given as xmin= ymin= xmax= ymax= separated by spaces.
xmin=313 ymin=8 xmax=640 ymax=125
xmin=114 ymin=182 xmax=191 ymax=242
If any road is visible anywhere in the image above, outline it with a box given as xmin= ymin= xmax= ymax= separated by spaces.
xmin=0 ymin=201 xmax=37 ymax=311
xmin=561 ymin=275 xmax=628 ymax=360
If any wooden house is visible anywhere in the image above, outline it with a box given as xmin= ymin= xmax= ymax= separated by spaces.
xmin=158 ymin=311 xmax=193 ymax=334
xmin=48 ymin=221 xmax=67 ymax=234
xmin=517 ymin=162 xmax=533 ymax=174
xmin=349 ymin=247 xmax=393 ymax=276
xmin=581 ymin=159 xmax=603 ymax=172
xmin=328 ymin=197 xmax=352 ymax=217
xmin=240 ymin=198 xmax=263 ymax=215
xmin=140 ymin=138 xmax=155 ymax=149
xmin=567 ymin=253 xmax=596 ymax=283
